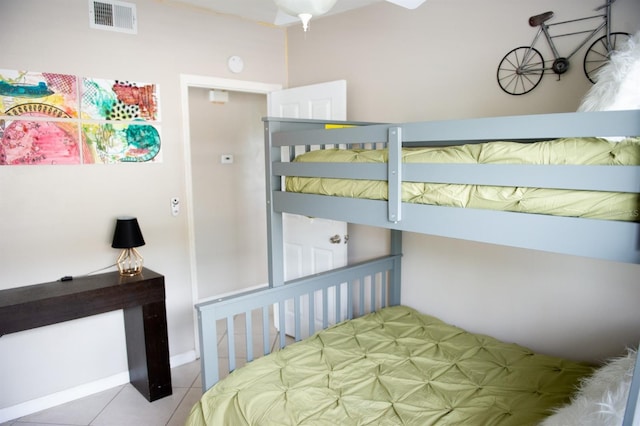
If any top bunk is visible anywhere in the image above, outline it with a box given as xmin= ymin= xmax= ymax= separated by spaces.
xmin=263 ymin=110 xmax=640 ymax=264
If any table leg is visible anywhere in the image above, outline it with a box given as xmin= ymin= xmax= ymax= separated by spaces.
xmin=123 ymin=301 xmax=172 ymax=401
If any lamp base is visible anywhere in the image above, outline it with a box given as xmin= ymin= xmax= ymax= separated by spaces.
xmin=116 ymin=248 xmax=144 ymax=277
xmin=119 ymin=267 xmax=143 ymax=277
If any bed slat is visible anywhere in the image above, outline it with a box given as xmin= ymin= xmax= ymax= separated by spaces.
xmin=294 ymin=295 xmax=300 ymax=341
xmin=262 ymin=306 xmax=270 ymax=356
xmin=322 ymin=287 xmax=329 ymax=330
xmin=309 ymin=291 xmax=316 ymax=337
xmin=335 ymin=284 xmax=342 ymax=324
xmin=358 ymin=279 xmax=365 ymax=317
xmin=274 ymin=191 xmax=640 ymax=264
xmin=227 ymin=317 xmax=235 ymax=372
xmin=278 ymin=300 xmax=286 ymax=348
xmin=623 ymin=346 xmax=640 ymax=426
xmin=244 ymin=310 xmax=253 ymax=363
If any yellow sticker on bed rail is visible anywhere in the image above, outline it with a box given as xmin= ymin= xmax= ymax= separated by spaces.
xmin=325 ymin=124 xmax=357 ymax=129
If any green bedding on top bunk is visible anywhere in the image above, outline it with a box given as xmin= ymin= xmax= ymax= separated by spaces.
xmin=285 ymin=137 xmax=640 ymax=221
xmin=186 ymin=306 xmax=592 ymax=426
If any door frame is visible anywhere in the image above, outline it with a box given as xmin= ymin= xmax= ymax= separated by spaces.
xmin=179 ymin=74 xmax=282 ymax=356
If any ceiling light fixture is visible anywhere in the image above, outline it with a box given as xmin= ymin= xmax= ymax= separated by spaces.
xmin=274 ymin=0 xmax=337 ymax=32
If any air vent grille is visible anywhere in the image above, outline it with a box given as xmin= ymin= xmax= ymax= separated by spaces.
xmin=89 ymin=0 xmax=137 ymax=34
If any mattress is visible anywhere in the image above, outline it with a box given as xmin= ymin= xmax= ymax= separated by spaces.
xmin=186 ymin=306 xmax=592 ymax=426
xmin=285 ymin=137 xmax=640 ymax=221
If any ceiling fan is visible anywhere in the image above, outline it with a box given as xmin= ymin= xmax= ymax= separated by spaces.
xmin=275 ymin=0 xmax=427 ymax=32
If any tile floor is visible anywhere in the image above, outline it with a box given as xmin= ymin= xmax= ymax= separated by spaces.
xmin=2 ymin=309 xmax=291 ymax=426
xmin=1 ymin=360 xmax=203 ymax=426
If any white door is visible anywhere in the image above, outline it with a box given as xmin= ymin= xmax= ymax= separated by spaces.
xmin=269 ymin=80 xmax=348 ymax=338
xmin=268 ymin=80 xmax=347 ymax=120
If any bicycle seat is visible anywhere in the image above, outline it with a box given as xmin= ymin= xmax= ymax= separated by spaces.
xmin=529 ymin=11 xmax=554 ymax=27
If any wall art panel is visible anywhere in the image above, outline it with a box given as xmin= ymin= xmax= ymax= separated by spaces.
xmin=83 ymin=123 xmax=161 ymax=163
xmin=81 ymin=78 xmax=159 ymax=122
xmin=0 ymin=69 xmax=161 ymax=166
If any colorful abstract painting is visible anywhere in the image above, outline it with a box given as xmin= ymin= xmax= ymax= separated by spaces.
xmin=0 ymin=120 xmax=83 ymax=165
xmin=81 ymin=78 xmax=159 ymax=122
xmin=0 ymin=70 xmax=79 ymax=118
xmin=0 ymin=69 xmax=162 ymax=166
xmin=80 ymin=78 xmax=161 ymax=163
xmin=83 ymin=123 xmax=161 ymax=163
xmin=0 ymin=70 xmax=83 ymax=165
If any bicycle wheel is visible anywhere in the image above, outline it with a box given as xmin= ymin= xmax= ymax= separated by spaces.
xmin=497 ymin=46 xmax=545 ymax=95
xmin=584 ymin=32 xmax=630 ymax=83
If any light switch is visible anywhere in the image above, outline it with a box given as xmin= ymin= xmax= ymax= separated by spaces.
xmin=221 ymin=154 xmax=233 ymax=164
xmin=171 ymin=197 xmax=180 ymax=216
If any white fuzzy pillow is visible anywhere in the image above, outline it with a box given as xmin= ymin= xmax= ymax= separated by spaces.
xmin=578 ymin=31 xmax=640 ymax=113
xmin=540 ymin=349 xmax=637 ymax=426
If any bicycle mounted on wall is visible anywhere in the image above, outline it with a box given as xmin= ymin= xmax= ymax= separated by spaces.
xmin=497 ymin=0 xmax=630 ymax=95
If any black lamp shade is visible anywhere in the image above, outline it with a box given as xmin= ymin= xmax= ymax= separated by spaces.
xmin=112 ymin=217 xmax=145 ymax=249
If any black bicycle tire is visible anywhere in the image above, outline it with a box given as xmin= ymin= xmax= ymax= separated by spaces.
xmin=497 ymin=46 xmax=545 ymax=95
xmin=583 ymin=32 xmax=630 ymax=83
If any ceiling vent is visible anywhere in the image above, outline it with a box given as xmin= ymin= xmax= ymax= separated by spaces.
xmin=88 ymin=0 xmax=137 ymax=34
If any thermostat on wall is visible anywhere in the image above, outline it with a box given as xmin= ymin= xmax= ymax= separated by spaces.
xmin=228 ymin=56 xmax=244 ymax=73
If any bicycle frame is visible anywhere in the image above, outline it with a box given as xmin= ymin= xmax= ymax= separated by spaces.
xmin=526 ymin=0 xmax=613 ymax=71
xmin=496 ymin=0 xmax=627 ymax=95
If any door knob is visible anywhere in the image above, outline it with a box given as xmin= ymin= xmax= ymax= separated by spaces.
xmin=330 ymin=234 xmax=349 ymax=244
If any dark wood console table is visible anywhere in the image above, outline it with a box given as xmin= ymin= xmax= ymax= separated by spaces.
xmin=0 ymin=268 xmax=172 ymax=402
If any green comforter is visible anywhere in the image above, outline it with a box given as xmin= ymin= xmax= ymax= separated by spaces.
xmin=186 ymin=306 xmax=592 ymax=425
xmin=285 ymin=137 xmax=640 ymax=221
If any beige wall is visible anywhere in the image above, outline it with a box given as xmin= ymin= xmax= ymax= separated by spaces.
xmin=0 ymin=0 xmax=285 ymax=415
xmin=286 ymin=0 xmax=640 ymax=362
xmin=188 ymin=88 xmax=268 ymax=300
xmin=289 ymin=0 xmax=640 ymax=121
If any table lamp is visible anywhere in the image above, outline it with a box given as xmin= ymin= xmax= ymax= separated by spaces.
xmin=112 ymin=216 xmax=146 ymax=276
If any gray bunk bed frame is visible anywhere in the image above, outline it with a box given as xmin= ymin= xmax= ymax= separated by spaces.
xmin=196 ymin=109 xmax=640 ymax=425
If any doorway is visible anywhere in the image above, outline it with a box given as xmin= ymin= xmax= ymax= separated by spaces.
xmin=180 ymin=75 xmax=282 ymax=310
xmin=180 ymin=75 xmax=349 ymax=353
xmin=188 ymin=88 xmax=268 ymax=300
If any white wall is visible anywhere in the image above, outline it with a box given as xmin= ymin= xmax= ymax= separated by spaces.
xmin=0 ymin=0 xmax=286 ymax=417
xmin=286 ymin=0 xmax=640 ymax=362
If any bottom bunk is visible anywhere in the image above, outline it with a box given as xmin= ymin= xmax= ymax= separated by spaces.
xmin=189 ymin=304 xmax=594 ymax=425
xmin=189 ymin=255 xmax=640 ymax=425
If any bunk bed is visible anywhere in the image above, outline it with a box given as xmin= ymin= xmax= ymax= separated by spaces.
xmin=188 ymin=109 xmax=640 ymax=426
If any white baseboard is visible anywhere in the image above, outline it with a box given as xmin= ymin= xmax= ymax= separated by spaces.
xmin=0 ymin=372 xmax=129 ymax=423
xmin=0 ymin=350 xmax=198 ymax=423
xmin=170 ymin=349 xmax=197 ymax=368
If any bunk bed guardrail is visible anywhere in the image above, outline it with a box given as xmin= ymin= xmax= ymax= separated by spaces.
xmin=195 ymin=255 xmax=402 ymax=392
xmin=264 ymin=110 xmax=640 ymax=264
